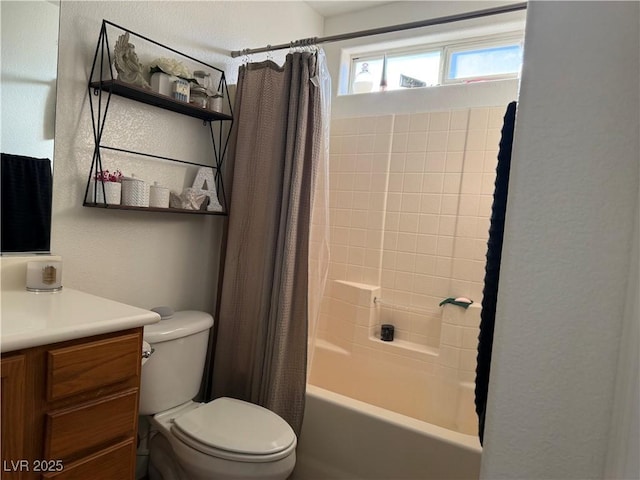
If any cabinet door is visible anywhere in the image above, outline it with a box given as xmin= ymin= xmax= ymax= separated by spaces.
xmin=1 ymin=355 xmax=26 ymax=480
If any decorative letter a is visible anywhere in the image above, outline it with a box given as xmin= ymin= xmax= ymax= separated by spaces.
xmin=192 ymin=167 xmax=223 ymax=212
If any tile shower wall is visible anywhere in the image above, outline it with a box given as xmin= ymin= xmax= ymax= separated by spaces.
xmin=323 ymin=107 xmax=505 ymax=346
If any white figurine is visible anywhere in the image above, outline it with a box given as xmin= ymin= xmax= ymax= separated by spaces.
xmin=113 ymin=32 xmax=150 ymax=88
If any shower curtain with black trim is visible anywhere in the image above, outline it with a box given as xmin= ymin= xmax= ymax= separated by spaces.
xmin=211 ymin=50 xmax=329 ymax=436
xmin=475 ymin=101 xmax=517 ymax=445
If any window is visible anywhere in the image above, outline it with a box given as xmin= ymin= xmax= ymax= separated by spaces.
xmin=347 ymin=33 xmax=523 ymax=94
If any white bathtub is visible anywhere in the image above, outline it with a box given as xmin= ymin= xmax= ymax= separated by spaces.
xmin=292 ymin=385 xmax=482 ymax=480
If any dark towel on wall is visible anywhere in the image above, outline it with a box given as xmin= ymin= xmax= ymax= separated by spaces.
xmin=475 ymin=102 xmax=517 ymax=445
xmin=1 ymin=153 xmax=53 ymax=253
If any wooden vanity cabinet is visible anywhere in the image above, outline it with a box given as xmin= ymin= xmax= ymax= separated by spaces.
xmin=1 ymin=328 xmax=143 ymax=480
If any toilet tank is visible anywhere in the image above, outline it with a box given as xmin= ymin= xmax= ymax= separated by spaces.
xmin=139 ymin=310 xmax=214 ymax=415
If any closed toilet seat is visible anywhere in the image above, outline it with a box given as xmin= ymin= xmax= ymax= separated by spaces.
xmin=170 ymin=397 xmax=297 ymax=463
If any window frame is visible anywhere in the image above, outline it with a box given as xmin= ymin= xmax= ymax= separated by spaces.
xmin=346 ymin=31 xmax=524 ymax=94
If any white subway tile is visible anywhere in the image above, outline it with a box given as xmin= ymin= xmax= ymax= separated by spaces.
xmin=488 ymin=107 xmax=505 ymax=129
xmin=374 ymin=134 xmax=392 ymax=154
xmin=342 ymin=136 xmax=358 ymax=154
xmin=438 ymin=215 xmax=457 ymax=236
xmin=420 ymin=194 xmax=441 ymax=214
xmin=481 ymin=173 xmax=496 ymax=195
xmin=342 ymin=117 xmax=360 ymax=135
xmin=454 ymin=238 xmax=476 ymax=261
xmin=435 ymin=256 xmax=453 ymax=277
xmin=429 ymin=111 xmax=451 ymax=131
xmin=407 ymin=132 xmax=428 ymax=152
xmin=399 ymin=213 xmax=420 ymax=233
xmin=385 ymin=212 xmax=400 ymax=230
xmin=367 ymin=211 xmax=385 ymax=230
xmin=443 ymin=173 xmax=462 ymax=194
xmin=383 ymin=231 xmax=398 ymax=250
xmin=372 ymin=153 xmax=389 ymax=173
xmin=458 ymin=195 xmax=480 ymax=216
xmin=450 ymin=109 xmax=469 ymax=130
xmin=389 ymin=153 xmax=406 ymax=173
xmin=409 ymin=112 xmax=430 ymax=132
xmin=485 ymin=129 xmax=502 ymax=150
xmin=394 ymin=271 xmax=414 ymax=291
xmin=403 ymin=174 xmax=423 ymax=193
xmin=425 ymin=152 xmax=446 ymax=172
xmin=468 ymin=108 xmax=489 ymax=130
xmin=396 ymin=252 xmax=416 ymax=272
xmin=376 ymin=115 xmax=394 ymax=133
xmin=401 ymin=193 xmax=421 ymax=213
xmin=388 ymin=173 xmax=403 ymax=192
xmin=397 ymin=232 xmax=418 ymax=252
xmin=484 ymin=150 xmax=499 ymax=173
xmin=459 ymin=349 xmax=478 ymax=372
xmin=427 ymin=131 xmax=448 ymax=152
xmin=415 ymin=254 xmax=436 ymax=275
xmin=436 ymin=236 xmax=454 ymax=257
xmin=348 ymin=228 xmax=367 ymax=247
xmin=416 ymin=235 xmax=437 ymax=255
xmin=441 ymin=324 xmax=463 ymax=347
xmin=405 ymin=152 xmax=426 ymax=172
xmin=418 ymin=214 xmax=439 ymax=235
xmin=445 ymin=152 xmax=464 ymax=172
xmin=350 ymin=210 xmax=369 ymax=229
xmin=464 ymin=150 xmax=485 ymax=173
xmin=461 ymin=173 xmax=483 ymax=195
xmin=392 ymin=133 xmax=408 ymax=153
xmin=462 ymin=327 xmax=479 ymax=349
xmin=440 ymin=195 xmax=459 ymax=215
xmin=357 ymin=116 xmax=378 ymax=134
xmin=394 ymin=114 xmax=410 ymax=133
xmin=422 ymin=173 xmax=444 ymax=193
xmin=465 ymin=130 xmax=487 ymax=151
xmin=447 ymin=130 xmax=467 ymax=152
xmin=357 ymin=135 xmax=375 ymax=154
xmin=456 ymin=216 xmax=478 ymax=238
xmin=355 ymin=154 xmax=373 ymax=173
xmin=439 ymin=346 xmax=461 ymax=369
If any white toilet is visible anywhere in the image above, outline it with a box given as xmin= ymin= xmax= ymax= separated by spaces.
xmin=140 ymin=310 xmax=297 ymax=480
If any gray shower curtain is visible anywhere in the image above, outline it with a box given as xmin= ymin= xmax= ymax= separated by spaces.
xmin=211 ymin=52 xmax=323 ymax=435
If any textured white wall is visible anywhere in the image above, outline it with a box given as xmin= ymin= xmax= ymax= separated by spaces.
xmin=481 ymin=2 xmax=639 ymax=479
xmin=1 ymin=0 xmax=58 ymax=160
xmin=51 ymin=1 xmax=322 ymax=311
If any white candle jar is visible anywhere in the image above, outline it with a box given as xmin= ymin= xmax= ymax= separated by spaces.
xmin=26 ymin=261 xmax=63 ymax=292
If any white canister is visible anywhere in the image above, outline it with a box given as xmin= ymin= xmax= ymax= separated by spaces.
xmin=121 ymin=175 xmax=149 ymax=207
xmin=150 ymin=72 xmax=178 ymax=97
xmin=149 ymin=182 xmax=170 ymax=208
xmin=208 ymin=94 xmax=223 ymax=113
xmin=26 ymin=260 xmax=63 ymax=292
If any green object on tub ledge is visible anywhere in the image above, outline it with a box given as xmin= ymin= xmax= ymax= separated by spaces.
xmin=439 ymin=297 xmax=474 ymax=309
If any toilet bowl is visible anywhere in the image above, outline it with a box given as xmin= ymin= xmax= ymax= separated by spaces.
xmin=140 ymin=310 xmax=297 ymax=480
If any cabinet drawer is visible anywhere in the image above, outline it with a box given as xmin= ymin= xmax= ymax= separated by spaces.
xmin=47 ymin=333 xmax=140 ymax=401
xmin=45 ymin=389 xmax=138 ymax=460
xmin=42 ymin=439 xmax=135 ymax=480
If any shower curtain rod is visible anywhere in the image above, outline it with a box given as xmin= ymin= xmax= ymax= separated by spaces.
xmin=230 ymin=2 xmax=527 ymax=58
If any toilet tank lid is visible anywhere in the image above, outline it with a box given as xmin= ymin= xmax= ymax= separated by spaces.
xmin=144 ymin=310 xmax=213 ymax=343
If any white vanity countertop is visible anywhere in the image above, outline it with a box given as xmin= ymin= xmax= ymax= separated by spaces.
xmin=1 ymin=287 xmax=161 ymax=353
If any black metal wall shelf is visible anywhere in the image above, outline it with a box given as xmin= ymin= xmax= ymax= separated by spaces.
xmin=89 ymin=79 xmax=233 ymax=122
xmin=84 ymin=20 xmax=233 ymax=216
xmin=84 ymin=202 xmax=226 ymax=216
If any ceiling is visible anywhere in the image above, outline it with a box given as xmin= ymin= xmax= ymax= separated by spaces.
xmin=306 ymin=1 xmax=395 ymax=18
